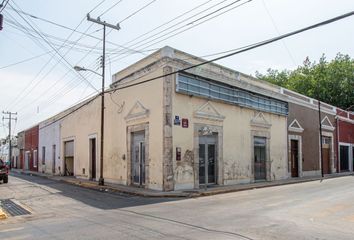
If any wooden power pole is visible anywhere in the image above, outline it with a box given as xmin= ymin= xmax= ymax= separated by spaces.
xmin=2 ymin=111 xmax=17 ymax=168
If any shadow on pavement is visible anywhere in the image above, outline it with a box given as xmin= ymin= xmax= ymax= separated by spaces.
xmin=10 ymin=173 xmax=182 ymax=210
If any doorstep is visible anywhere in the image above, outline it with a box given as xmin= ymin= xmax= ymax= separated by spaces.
xmin=9 ymin=169 xmax=354 ymax=198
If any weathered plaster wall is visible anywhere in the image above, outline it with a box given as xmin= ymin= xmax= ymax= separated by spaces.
xmin=172 ymin=86 xmax=288 ymax=190
xmin=60 ymin=97 xmax=101 ymax=179
xmin=105 ymin=66 xmax=165 ymax=190
xmin=60 ymin=64 xmax=165 ymax=190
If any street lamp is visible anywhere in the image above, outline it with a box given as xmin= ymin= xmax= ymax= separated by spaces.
xmin=74 ymin=65 xmax=105 ymax=186
xmin=74 ymin=66 xmax=101 ymax=76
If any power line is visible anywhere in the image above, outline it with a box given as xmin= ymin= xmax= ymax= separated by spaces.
xmin=17 ymin=0 xmax=165 ymax=117
xmin=109 ymin=10 xmax=354 ymax=92
xmin=261 ymin=0 xmax=297 ymax=65
xmin=4 ymin=21 xmax=108 ymax=54
xmin=98 ymin=0 xmax=123 ymax=17
xmin=108 ymin=0 xmax=250 ymax=63
xmin=5 ymin=1 xmax=105 ymax=111
xmin=10 ymin=3 xmax=99 ymax=91
xmin=109 ymin=0 xmax=252 ymax=63
xmin=6 ymin=5 xmax=154 ymax=56
xmin=3 ymin=9 xmax=92 ymax=109
xmin=110 ymin=0 xmax=229 ymax=55
xmin=118 ymin=0 xmax=156 ymax=24
xmin=110 ymin=0 xmax=212 ymax=48
xmin=0 ymin=0 xmax=9 ymax=12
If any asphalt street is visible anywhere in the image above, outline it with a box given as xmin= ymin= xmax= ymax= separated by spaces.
xmin=0 ymin=173 xmax=353 ymax=240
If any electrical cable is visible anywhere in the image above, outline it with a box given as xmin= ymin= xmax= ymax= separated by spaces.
xmin=4 ymin=9 xmax=97 ymax=110
xmin=110 ymin=0 xmax=213 ymax=50
xmin=108 ymin=0 xmax=251 ymax=63
xmin=0 ymin=0 xmax=9 ymax=12
xmin=261 ymin=0 xmax=296 ymax=66
xmin=109 ymin=0 xmax=229 ymax=55
xmin=108 ymin=10 xmax=354 ymax=94
xmin=4 ymin=0 xmax=108 ymax=111
xmin=5 ymin=7 xmax=139 ymax=53
xmin=98 ymin=0 xmax=123 ymax=17
xmin=118 ymin=0 xmax=156 ymax=24
xmin=4 ymin=21 xmax=107 ymax=55
xmin=17 ymin=0 xmax=163 ymax=118
xmin=9 ymin=3 xmax=99 ymax=91
xmin=110 ymin=0 xmax=252 ymax=63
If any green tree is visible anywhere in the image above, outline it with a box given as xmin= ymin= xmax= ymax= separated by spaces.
xmin=256 ymin=53 xmax=354 ymax=109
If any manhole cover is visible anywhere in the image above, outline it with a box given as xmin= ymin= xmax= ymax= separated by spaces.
xmin=0 ymin=199 xmax=31 ymax=216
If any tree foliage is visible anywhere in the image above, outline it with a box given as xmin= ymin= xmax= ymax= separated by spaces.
xmin=256 ymin=53 xmax=354 ymax=110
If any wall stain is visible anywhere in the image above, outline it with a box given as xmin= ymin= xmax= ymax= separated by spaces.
xmin=175 ymin=150 xmax=194 ymax=183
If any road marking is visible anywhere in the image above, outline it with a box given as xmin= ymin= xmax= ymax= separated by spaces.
xmin=0 ymin=227 xmax=24 ymax=233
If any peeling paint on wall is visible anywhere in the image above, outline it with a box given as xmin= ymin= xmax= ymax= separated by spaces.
xmin=175 ymin=150 xmax=194 ymax=184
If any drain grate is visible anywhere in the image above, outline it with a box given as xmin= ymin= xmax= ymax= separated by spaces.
xmin=0 ymin=199 xmax=31 ymax=216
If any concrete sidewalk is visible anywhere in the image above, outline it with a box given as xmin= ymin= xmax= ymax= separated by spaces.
xmin=10 ymin=168 xmax=354 ymax=198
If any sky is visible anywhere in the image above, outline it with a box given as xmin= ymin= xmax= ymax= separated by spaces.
xmin=0 ymin=0 xmax=353 ymax=138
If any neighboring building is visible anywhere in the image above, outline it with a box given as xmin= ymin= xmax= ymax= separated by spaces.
xmin=38 ymin=117 xmax=61 ymax=175
xmin=285 ymin=88 xmax=337 ymax=177
xmin=24 ymin=125 xmax=39 ymax=171
xmin=60 ymin=96 xmax=100 ymax=180
xmin=336 ymin=109 xmax=354 ymax=172
xmin=17 ymin=131 xmax=25 ymax=169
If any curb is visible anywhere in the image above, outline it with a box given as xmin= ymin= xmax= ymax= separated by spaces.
xmin=10 ymin=170 xmax=354 ymax=198
xmin=58 ymin=179 xmax=193 ymax=198
xmin=11 ymin=170 xmax=192 ymax=198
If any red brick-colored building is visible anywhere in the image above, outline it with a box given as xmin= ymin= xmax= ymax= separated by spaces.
xmin=23 ymin=125 xmax=39 ymax=172
xmin=336 ymin=109 xmax=354 ymax=172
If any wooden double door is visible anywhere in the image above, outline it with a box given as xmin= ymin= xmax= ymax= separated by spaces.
xmin=290 ymin=140 xmax=299 ymax=177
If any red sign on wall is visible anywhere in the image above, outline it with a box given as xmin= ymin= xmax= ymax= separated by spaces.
xmin=182 ymin=118 xmax=189 ymax=128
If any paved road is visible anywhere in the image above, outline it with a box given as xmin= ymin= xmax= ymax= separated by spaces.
xmin=0 ymin=173 xmax=353 ymax=240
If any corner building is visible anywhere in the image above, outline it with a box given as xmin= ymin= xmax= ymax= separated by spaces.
xmin=100 ymin=46 xmax=289 ymax=191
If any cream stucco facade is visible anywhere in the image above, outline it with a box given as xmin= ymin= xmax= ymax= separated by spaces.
xmin=46 ymin=46 xmax=290 ymax=191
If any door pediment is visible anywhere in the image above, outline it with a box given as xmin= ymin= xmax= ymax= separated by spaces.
xmin=250 ymin=111 xmax=271 ymax=129
xmin=288 ymin=119 xmax=304 ymax=133
xmin=321 ymin=116 xmax=334 ymax=131
xmin=125 ymin=101 xmax=149 ymax=122
xmin=194 ymin=101 xmax=225 ymax=122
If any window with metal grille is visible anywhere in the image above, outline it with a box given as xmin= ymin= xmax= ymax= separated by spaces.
xmin=176 ymin=73 xmax=288 ymax=115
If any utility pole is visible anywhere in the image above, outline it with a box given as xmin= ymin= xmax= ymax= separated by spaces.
xmin=2 ymin=111 xmax=17 ymax=168
xmin=87 ymin=14 xmax=120 ymax=186
xmin=318 ymin=100 xmax=324 ymax=178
